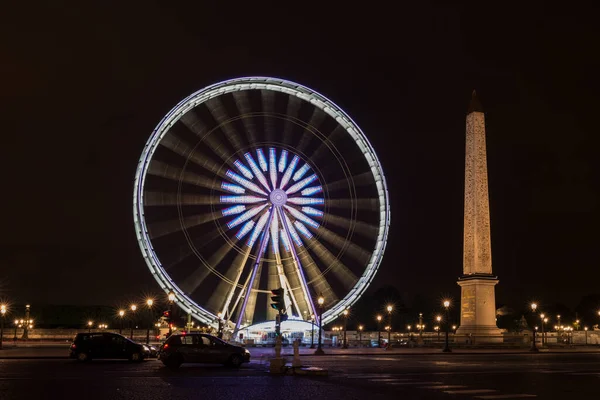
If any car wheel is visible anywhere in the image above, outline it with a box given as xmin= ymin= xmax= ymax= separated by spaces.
xmin=129 ymin=352 xmax=143 ymax=362
xmin=77 ymin=352 xmax=91 ymax=362
xmin=227 ymin=354 xmax=243 ymax=368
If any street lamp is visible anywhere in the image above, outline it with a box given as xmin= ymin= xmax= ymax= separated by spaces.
xmin=310 ymin=314 xmax=315 ymax=349
xmin=118 ymin=310 xmax=125 ymax=335
xmin=443 ymin=300 xmax=451 ymax=352
xmin=436 ymin=314 xmax=442 ymax=343
xmin=146 ymin=299 xmax=154 ymax=344
xmin=376 ymin=315 xmax=382 ymax=348
xmin=342 ymin=309 xmax=349 ymax=349
xmin=0 ymin=305 xmax=6 ymax=350
xmin=584 ymin=326 xmax=588 ymax=345
xmin=130 ymin=304 xmax=137 ymax=340
xmin=530 ymin=303 xmax=538 ymax=352
xmin=13 ymin=319 xmax=18 ymax=342
xmin=168 ymin=291 xmax=175 ymax=336
xmin=358 ymin=325 xmax=364 ymax=347
xmin=21 ymin=305 xmax=30 ymax=340
xmin=217 ymin=312 xmax=223 ymax=338
xmin=386 ymin=305 xmax=393 ymax=346
xmin=87 ymin=320 xmax=93 ymax=333
xmin=315 ymin=295 xmax=325 ymax=355
xmin=540 ymin=313 xmax=546 ymax=346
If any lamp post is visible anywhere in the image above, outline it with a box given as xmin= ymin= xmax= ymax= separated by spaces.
xmin=358 ymin=325 xmax=363 ymax=347
xmin=435 ymin=326 xmax=440 ymax=341
xmin=418 ymin=312 xmax=423 ymax=336
xmin=530 ymin=303 xmax=538 ymax=352
xmin=310 ymin=314 xmax=315 ymax=349
xmin=21 ymin=305 xmax=30 ymax=340
xmin=0 ymin=305 xmax=6 ymax=350
xmin=443 ymin=300 xmax=451 ymax=352
xmin=146 ymin=299 xmax=154 ymax=344
xmin=130 ymin=304 xmax=137 ymax=340
xmin=119 ymin=310 xmax=125 ymax=335
xmin=87 ymin=321 xmax=93 ymax=333
xmin=436 ymin=315 xmax=442 ymax=343
xmin=168 ymin=291 xmax=175 ymax=336
xmin=584 ymin=327 xmax=588 ymax=345
xmin=315 ymin=295 xmax=325 ymax=355
xmin=387 ymin=305 xmax=393 ymax=346
xmin=13 ymin=320 xmax=18 ymax=342
xmin=540 ymin=313 xmax=546 ymax=346
xmin=217 ymin=312 xmax=223 ymax=338
xmin=376 ymin=315 xmax=382 ymax=348
xmin=342 ymin=309 xmax=349 ymax=349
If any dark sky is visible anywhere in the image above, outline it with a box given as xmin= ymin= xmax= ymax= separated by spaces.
xmin=1 ymin=2 xmax=598 ymax=311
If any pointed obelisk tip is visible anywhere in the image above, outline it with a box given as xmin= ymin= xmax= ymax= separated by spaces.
xmin=468 ymin=89 xmax=483 ymax=113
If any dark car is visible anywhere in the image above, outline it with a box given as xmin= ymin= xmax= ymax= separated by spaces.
xmin=158 ymin=333 xmax=250 ymax=369
xmin=69 ymin=332 xmax=148 ymax=362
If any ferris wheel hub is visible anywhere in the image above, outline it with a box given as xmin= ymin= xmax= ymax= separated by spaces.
xmin=269 ymin=189 xmax=288 ymax=206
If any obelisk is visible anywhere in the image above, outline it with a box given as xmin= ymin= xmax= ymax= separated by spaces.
xmin=456 ymin=91 xmax=502 ymax=341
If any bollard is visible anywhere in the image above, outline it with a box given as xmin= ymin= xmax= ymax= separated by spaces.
xmin=292 ymin=338 xmax=302 ymax=367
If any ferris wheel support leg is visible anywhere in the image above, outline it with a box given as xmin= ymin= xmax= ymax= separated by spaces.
xmin=277 ymin=207 xmax=318 ymax=319
xmin=221 ymin=248 xmax=252 ymax=322
xmin=234 ymin=209 xmax=275 ymax=336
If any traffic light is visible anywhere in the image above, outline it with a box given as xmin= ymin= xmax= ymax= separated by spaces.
xmin=270 ymin=288 xmax=285 ymax=312
xmin=163 ymin=310 xmax=171 ymax=322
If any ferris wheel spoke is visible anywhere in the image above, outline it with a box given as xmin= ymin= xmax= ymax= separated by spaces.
xmin=231 ymin=91 xmax=258 ymax=145
xmin=323 ymin=171 xmax=375 ymax=193
xmin=310 ymin=125 xmax=346 ymax=165
xmin=323 ymin=214 xmax=380 ymax=239
xmin=147 ymin=213 xmax=221 ymax=239
xmin=327 ymin=198 xmax=380 ymax=211
xmin=305 ymin=238 xmax=359 ymax=291
xmin=296 ymin=108 xmax=326 ymax=153
xmin=261 ymin=89 xmax=276 ymax=144
xmin=314 ymin=225 xmax=372 ymax=266
xmin=144 ymin=192 xmax=219 ymax=206
xmin=179 ymin=111 xmax=236 ymax=166
xmin=206 ymin=247 xmax=250 ymax=315
xmin=159 ymin=134 xmax=227 ymax=177
xmin=205 ymin=97 xmax=246 ymax=152
xmin=282 ymin=95 xmax=302 ymax=145
xmin=148 ymin=161 xmax=220 ymax=191
xmin=294 ymin=246 xmax=339 ymax=308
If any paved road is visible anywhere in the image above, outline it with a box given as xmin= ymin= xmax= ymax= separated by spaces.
xmin=0 ymin=352 xmax=599 ymax=399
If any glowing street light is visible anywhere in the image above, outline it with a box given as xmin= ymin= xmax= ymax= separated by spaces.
xmin=358 ymin=325 xmax=364 ymax=347
xmin=315 ymin=295 xmax=325 ymax=355
xmin=442 ymin=300 xmax=451 ymax=353
xmin=530 ymin=303 xmax=539 ymax=352
xmin=0 ymin=304 xmax=6 ymax=350
xmin=130 ymin=305 xmax=137 ymax=340
xmin=87 ymin=320 xmax=93 ymax=333
xmin=386 ymin=305 xmax=393 ymax=347
xmin=118 ymin=310 xmax=125 ymax=335
xmin=376 ymin=314 xmax=383 ymax=348
xmin=342 ymin=309 xmax=349 ymax=349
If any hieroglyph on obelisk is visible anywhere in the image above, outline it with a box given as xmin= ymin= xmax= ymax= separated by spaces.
xmin=456 ymin=91 xmax=501 ymax=340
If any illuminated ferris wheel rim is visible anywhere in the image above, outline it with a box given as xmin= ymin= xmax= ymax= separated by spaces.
xmin=133 ymin=76 xmax=391 ymax=327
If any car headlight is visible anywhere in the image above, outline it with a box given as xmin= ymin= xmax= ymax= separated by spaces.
xmin=143 ymin=345 xmax=150 ymax=352
xmin=245 ymin=349 xmax=250 ymax=354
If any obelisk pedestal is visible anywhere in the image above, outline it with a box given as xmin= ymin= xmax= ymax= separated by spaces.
xmin=456 ymin=91 xmax=502 ymax=342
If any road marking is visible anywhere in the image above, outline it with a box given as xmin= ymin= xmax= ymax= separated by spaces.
xmin=569 ymin=372 xmax=600 ymax=376
xmin=388 ymin=381 xmax=443 ymax=385
xmin=445 ymin=389 xmax=497 ymax=394
xmin=419 ymin=385 xmax=468 ymax=389
xmin=474 ymin=395 xmax=537 ymax=399
xmin=369 ymin=378 xmax=412 ymax=382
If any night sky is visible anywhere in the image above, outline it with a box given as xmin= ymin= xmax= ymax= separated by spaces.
xmin=1 ymin=3 xmax=598 ymax=311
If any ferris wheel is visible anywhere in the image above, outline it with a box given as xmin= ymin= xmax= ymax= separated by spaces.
xmin=133 ymin=77 xmax=390 ymax=333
